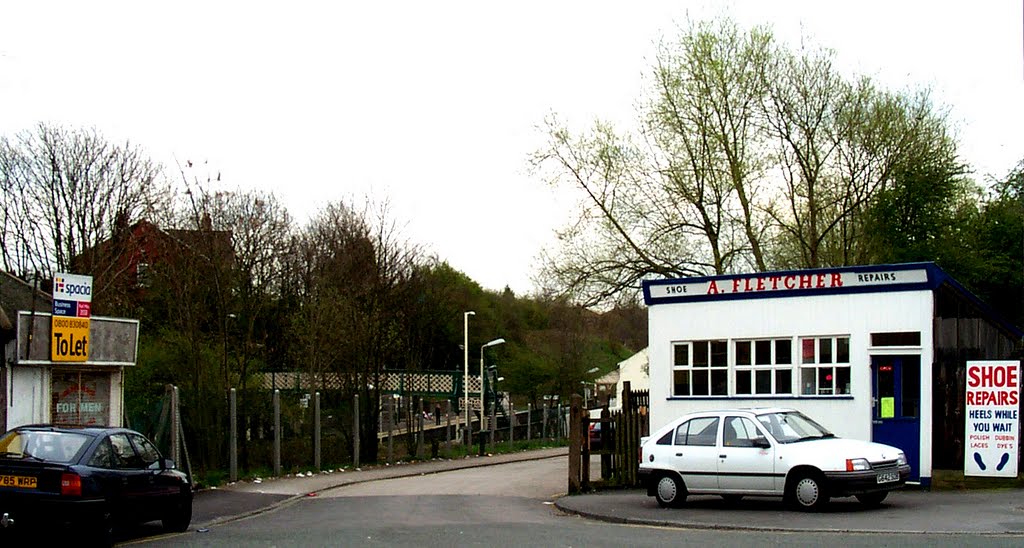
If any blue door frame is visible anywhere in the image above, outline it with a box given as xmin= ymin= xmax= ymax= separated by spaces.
xmin=871 ymin=355 xmax=921 ymax=481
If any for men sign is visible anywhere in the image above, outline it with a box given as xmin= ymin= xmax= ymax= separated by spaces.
xmin=51 ymin=272 xmax=92 ymax=362
xmin=965 ymin=360 xmax=1020 ymax=477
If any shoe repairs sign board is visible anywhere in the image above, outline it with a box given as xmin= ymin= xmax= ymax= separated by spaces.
xmin=964 ymin=360 xmax=1020 ymax=477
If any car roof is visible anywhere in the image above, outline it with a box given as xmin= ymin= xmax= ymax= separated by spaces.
xmin=683 ymin=407 xmax=796 ymax=416
xmin=11 ymin=424 xmax=133 ymax=437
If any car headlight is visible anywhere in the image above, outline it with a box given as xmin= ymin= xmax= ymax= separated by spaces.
xmin=846 ymin=458 xmax=871 ymax=471
xmin=896 ymin=452 xmax=907 ymax=466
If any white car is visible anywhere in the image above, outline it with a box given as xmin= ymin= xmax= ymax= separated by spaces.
xmin=638 ymin=408 xmax=910 ymax=511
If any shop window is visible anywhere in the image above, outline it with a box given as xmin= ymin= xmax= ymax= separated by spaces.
xmin=51 ymin=371 xmax=111 ymax=426
xmin=799 ymin=336 xmax=851 ymax=395
xmin=672 ymin=341 xmax=728 ymax=397
xmin=871 ymin=332 xmax=921 ymax=347
xmin=734 ymin=338 xmax=794 ymax=396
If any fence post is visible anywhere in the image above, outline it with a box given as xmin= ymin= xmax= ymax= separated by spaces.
xmin=568 ymin=394 xmax=582 ymax=494
xmin=542 ymin=401 xmax=548 ymax=440
xmin=273 ymin=389 xmax=281 ymax=477
xmin=353 ymin=393 xmax=360 ymax=468
xmin=557 ymin=404 xmax=564 ymax=439
xmin=527 ymin=403 xmax=532 ymax=441
xmin=509 ymin=402 xmax=515 ymax=448
xmin=489 ymin=399 xmax=496 ymax=448
xmin=170 ymin=385 xmax=180 ymax=466
xmin=388 ymin=396 xmax=395 ymax=464
xmin=416 ymin=411 xmax=424 ymax=459
xmin=445 ymin=400 xmax=452 ymax=455
xmin=314 ymin=392 xmax=321 ymax=471
xmin=229 ymin=388 xmax=237 ymax=482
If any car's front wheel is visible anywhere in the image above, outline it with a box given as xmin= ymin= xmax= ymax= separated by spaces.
xmin=654 ymin=474 xmax=686 ymax=508
xmin=787 ymin=471 xmax=829 ymax=512
xmin=162 ymin=491 xmax=193 ymax=533
xmin=855 ymin=491 xmax=888 ymax=506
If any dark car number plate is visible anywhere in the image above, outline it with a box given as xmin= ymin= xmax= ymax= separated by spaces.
xmin=0 ymin=474 xmax=37 ymax=489
xmin=876 ymin=471 xmax=899 ymax=484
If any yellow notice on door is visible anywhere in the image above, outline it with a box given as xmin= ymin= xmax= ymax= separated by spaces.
xmin=880 ymin=397 xmax=895 ymax=419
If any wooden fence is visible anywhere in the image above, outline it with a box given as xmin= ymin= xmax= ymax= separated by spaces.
xmin=569 ymin=381 xmax=649 ymax=493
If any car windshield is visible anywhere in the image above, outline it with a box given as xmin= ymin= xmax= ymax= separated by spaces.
xmin=0 ymin=430 xmax=91 ymax=463
xmin=755 ymin=411 xmax=834 ymax=443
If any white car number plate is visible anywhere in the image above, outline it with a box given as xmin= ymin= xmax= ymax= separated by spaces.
xmin=876 ymin=471 xmax=899 ymax=484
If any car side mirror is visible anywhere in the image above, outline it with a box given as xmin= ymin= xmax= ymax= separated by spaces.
xmin=752 ymin=436 xmax=771 ymax=449
xmin=163 ymin=458 xmax=177 ymax=470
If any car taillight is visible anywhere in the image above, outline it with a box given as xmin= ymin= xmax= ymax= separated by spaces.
xmin=61 ymin=472 xmax=82 ymax=496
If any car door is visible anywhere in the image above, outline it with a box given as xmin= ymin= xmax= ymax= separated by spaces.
xmin=128 ymin=433 xmax=179 ymax=518
xmin=665 ymin=416 xmax=721 ymax=493
xmin=108 ymin=433 xmax=149 ymax=522
xmin=717 ymin=416 xmax=777 ymax=493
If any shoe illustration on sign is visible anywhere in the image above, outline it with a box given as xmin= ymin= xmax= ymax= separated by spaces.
xmin=996 ymin=452 xmax=1010 ymax=471
xmin=973 ymin=452 xmax=986 ymax=471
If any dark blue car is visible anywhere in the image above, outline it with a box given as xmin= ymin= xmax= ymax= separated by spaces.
xmin=0 ymin=425 xmax=192 ymax=543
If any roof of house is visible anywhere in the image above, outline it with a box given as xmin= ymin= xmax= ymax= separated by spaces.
xmin=0 ymin=271 xmax=52 ymax=332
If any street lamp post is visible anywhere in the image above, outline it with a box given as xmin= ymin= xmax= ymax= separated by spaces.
xmin=463 ymin=311 xmax=475 ymax=444
xmin=480 ymin=338 xmax=506 ymax=436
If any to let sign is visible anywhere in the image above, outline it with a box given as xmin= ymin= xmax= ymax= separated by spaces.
xmin=51 ymin=272 xmax=92 ymax=362
xmin=964 ymin=361 xmax=1021 ymax=478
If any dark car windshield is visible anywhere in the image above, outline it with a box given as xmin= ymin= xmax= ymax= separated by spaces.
xmin=0 ymin=430 xmax=90 ymax=463
xmin=755 ymin=411 xmax=834 ymax=444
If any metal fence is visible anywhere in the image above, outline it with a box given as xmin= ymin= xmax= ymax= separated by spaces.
xmin=136 ymin=385 xmax=568 ymax=483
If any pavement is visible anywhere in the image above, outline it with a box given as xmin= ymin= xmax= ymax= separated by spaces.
xmin=193 ymin=448 xmax=1024 ymax=536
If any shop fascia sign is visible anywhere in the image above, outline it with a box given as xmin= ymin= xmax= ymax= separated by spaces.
xmin=964 ymin=360 xmax=1020 ymax=478
xmin=51 ymin=272 xmax=92 ymax=362
xmin=645 ymin=267 xmax=929 ymax=302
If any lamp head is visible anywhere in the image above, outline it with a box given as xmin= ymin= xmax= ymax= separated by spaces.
xmin=483 ymin=338 xmax=506 ymax=348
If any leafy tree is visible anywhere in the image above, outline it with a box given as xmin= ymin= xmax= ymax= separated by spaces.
xmin=535 ymin=18 xmax=967 ymax=306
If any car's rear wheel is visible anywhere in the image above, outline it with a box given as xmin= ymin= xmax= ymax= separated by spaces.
xmin=86 ymin=508 xmax=114 ymax=547
xmin=654 ymin=474 xmax=686 ymax=508
xmin=162 ymin=491 xmax=193 ymax=533
xmin=855 ymin=491 xmax=888 ymax=506
xmin=787 ymin=471 xmax=829 ymax=512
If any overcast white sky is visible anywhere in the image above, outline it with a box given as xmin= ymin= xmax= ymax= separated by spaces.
xmin=1 ymin=1 xmax=1021 ymax=294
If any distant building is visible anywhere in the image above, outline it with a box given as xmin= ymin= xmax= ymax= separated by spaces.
xmin=600 ymin=347 xmax=648 ymax=411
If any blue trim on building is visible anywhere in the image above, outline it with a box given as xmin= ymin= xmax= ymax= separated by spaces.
xmin=666 ymin=396 xmax=855 ymax=401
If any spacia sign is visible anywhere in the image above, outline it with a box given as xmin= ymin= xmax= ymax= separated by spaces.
xmin=51 ymin=272 xmax=93 ymax=362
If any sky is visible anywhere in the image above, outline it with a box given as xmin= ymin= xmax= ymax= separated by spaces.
xmin=1 ymin=1 xmax=1022 ymax=295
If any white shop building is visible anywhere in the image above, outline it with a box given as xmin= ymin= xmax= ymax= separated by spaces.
xmin=642 ymin=262 xmax=1022 ymax=487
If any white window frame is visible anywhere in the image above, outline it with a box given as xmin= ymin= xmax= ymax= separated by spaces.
xmin=733 ymin=338 xmax=794 ymax=396
xmin=671 ymin=340 xmax=728 ymax=397
xmin=798 ymin=335 xmax=851 ymax=396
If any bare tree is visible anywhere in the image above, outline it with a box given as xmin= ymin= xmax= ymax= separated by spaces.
xmin=0 ymin=123 xmax=167 ymax=286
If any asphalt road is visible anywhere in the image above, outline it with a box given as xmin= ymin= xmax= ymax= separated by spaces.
xmin=126 ymin=454 xmax=1024 ymax=547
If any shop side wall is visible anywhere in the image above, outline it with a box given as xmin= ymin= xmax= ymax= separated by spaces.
xmin=648 ymin=290 xmax=934 ymax=444
xmin=8 ymin=366 xmax=47 ymax=428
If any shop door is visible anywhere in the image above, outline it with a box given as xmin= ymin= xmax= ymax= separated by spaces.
xmin=871 ymin=356 xmax=920 ymax=481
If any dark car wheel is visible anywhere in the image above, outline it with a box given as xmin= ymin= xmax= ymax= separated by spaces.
xmin=787 ymin=471 xmax=829 ymax=512
xmin=654 ymin=474 xmax=686 ymax=508
xmin=855 ymin=491 xmax=888 ymax=506
xmin=85 ymin=509 xmax=114 ymax=548
xmin=162 ymin=492 xmax=193 ymax=533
